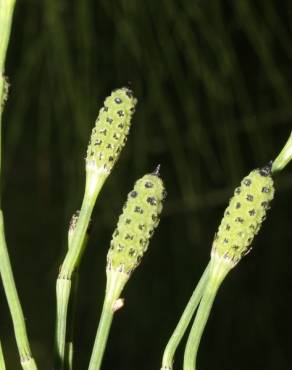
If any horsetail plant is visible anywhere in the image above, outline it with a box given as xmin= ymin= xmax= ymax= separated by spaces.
xmin=183 ymin=164 xmax=275 ymax=370
xmin=161 ymin=262 xmax=211 ymax=370
xmin=65 ymin=211 xmax=91 ymax=370
xmin=161 ymin=131 xmax=292 ymax=370
xmin=55 ymin=87 xmax=137 ymax=369
xmin=0 ymin=1 xmax=38 ymax=369
xmin=88 ymin=168 xmax=166 ymax=370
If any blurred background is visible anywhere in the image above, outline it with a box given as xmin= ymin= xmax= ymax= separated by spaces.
xmin=1 ymin=0 xmax=292 ymax=369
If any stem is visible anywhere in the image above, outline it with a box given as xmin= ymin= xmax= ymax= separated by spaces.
xmin=0 ymin=0 xmax=16 ymax=185
xmin=0 ymin=340 xmax=6 ymax=370
xmin=64 ymin=270 xmax=79 ymax=370
xmin=64 ymin=211 xmax=90 ymax=370
xmin=0 ymin=3 xmax=37 ymax=369
xmin=183 ymin=256 xmax=231 ymax=370
xmin=0 ymin=0 xmax=16 ymax=72
xmin=272 ymin=131 xmax=292 ymax=173
xmin=55 ymin=277 xmax=71 ymax=370
xmin=161 ymin=262 xmax=211 ymax=370
xmin=0 ymin=212 xmax=37 ymax=370
xmin=54 ymin=174 xmax=106 ymax=370
xmin=88 ymin=269 xmax=129 ymax=370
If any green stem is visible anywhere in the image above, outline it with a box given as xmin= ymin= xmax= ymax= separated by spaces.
xmin=0 ymin=340 xmax=6 ymax=370
xmin=64 ymin=270 xmax=79 ymax=370
xmin=0 ymin=0 xmax=16 ymax=184
xmin=0 ymin=0 xmax=16 ymax=72
xmin=161 ymin=262 xmax=211 ymax=370
xmin=272 ymin=131 xmax=292 ymax=173
xmin=55 ymin=277 xmax=71 ymax=370
xmin=0 ymin=3 xmax=37 ymax=369
xmin=88 ymin=269 xmax=129 ymax=370
xmin=64 ymin=211 xmax=90 ymax=370
xmin=183 ymin=257 xmax=231 ymax=370
xmin=0 ymin=212 xmax=37 ymax=370
xmin=55 ymin=174 xmax=106 ymax=370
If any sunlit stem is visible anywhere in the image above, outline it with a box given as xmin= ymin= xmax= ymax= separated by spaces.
xmin=183 ymin=255 xmax=231 ymax=370
xmin=272 ymin=131 xmax=292 ymax=173
xmin=161 ymin=262 xmax=211 ymax=370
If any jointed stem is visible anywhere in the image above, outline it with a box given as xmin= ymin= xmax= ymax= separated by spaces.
xmin=0 ymin=2 xmax=38 ymax=369
xmin=0 ymin=212 xmax=37 ymax=370
xmin=63 ymin=211 xmax=89 ymax=370
xmin=183 ymin=257 xmax=230 ymax=370
xmin=55 ymin=174 xmax=106 ymax=370
xmin=161 ymin=262 xmax=211 ymax=370
xmin=64 ymin=270 xmax=79 ymax=370
xmin=88 ymin=269 xmax=129 ymax=370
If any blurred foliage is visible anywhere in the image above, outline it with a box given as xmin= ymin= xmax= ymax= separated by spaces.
xmin=0 ymin=0 xmax=292 ymax=369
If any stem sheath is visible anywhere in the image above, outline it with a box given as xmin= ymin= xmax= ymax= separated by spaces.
xmin=55 ymin=174 xmax=106 ymax=370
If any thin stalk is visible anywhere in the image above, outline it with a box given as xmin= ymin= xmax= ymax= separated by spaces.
xmin=0 ymin=0 xmax=16 ymax=72
xmin=161 ymin=262 xmax=211 ymax=370
xmin=272 ymin=131 xmax=292 ymax=173
xmin=55 ymin=174 xmax=106 ymax=370
xmin=183 ymin=256 xmax=231 ymax=370
xmin=88 ymin=269 xmax=129 ymax=370
xmin=0 ymin=212 xmax=37 ymax=370
xmin=64 ymin=270 xmax=79 ymax=370
xmin=65 ymin=216 xmax=89 ymax=370
xmin=0 ymin=340 xmax=6 ymax=370
xmin=0 ymin=2 xmax=37 ymax=369
xmin=0 ymin=0 xmax=16 ymax=182
xmin=55 ymin=277 xmax=71 ymax=370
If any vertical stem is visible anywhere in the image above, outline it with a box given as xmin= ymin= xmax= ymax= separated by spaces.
xmin=64 ymin=270 xmax=79 ymax=370
xmin=55 ymin=174 xmax=105 ymax=370
xmin=0 ymin=0 xmax=16 ymax=71
xmin=55 ymin=277 xmax=71 ymax=370
xmin=0 ymin=340 xmax=6 ymax=370
xmin=0 ymin=212 xmax=37 ymax=370
xmin=88 ymin=269 xmax=128 ymax=370
xmin=0 ymin=2 xmax=37 ymax=369
xmin=183 ymin=258 xmax=230 ymax=370
xmin=64 ymin=210 xmax=89 ymax=370
xmin=88 ymin=300 xmax=114 ymax=370
xmin=161 ymin=262 xmax=211 ymax=370
xmin=0 ymin=0 xmax=16 ymax=185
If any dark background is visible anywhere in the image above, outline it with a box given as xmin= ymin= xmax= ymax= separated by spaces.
xmin=1 ymin=0 xmax=292 ymax=369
